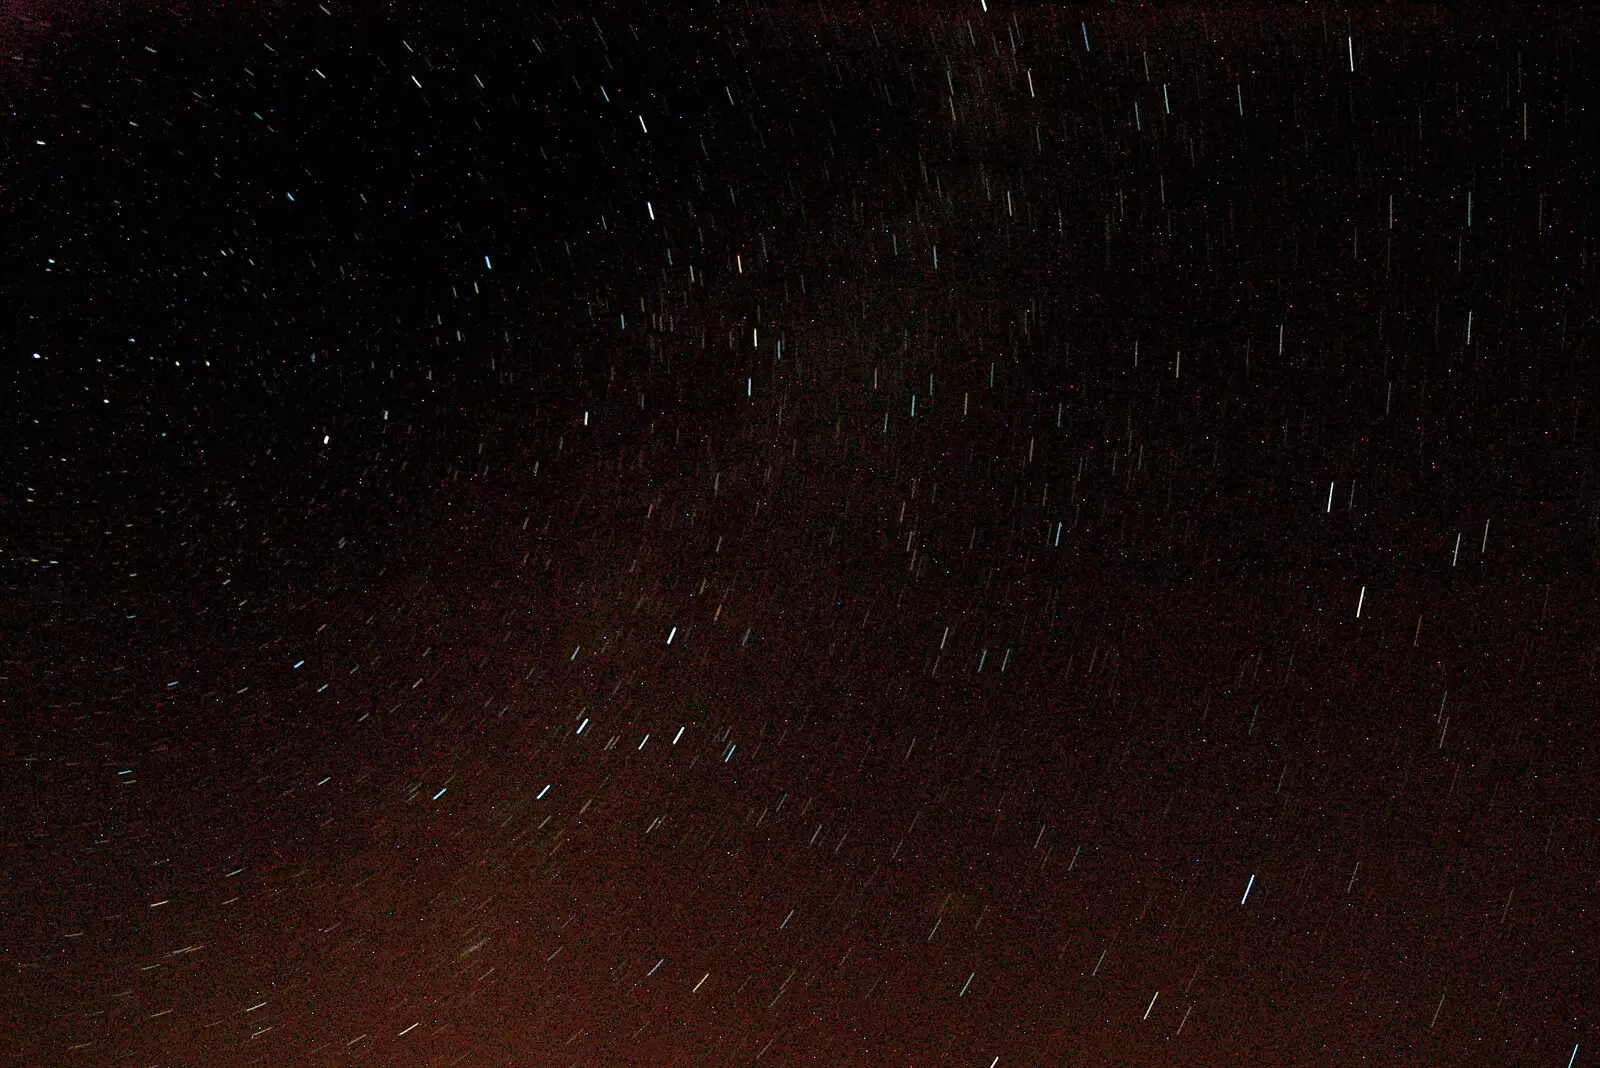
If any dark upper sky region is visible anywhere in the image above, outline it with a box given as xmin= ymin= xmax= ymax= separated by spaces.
xmin=2 ymin=2 xmax=1597 ymax=1065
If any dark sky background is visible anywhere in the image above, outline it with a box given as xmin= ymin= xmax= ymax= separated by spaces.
xmin=3 ymin=2 xmax=1598 ymax=1065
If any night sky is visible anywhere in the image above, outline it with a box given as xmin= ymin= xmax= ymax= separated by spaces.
xmin=3 ymin=2 xmax=1598 ymax=1065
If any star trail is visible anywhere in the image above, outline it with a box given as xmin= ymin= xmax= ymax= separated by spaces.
xmin=3 ymin=2 xmax=1597 ymax=1065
